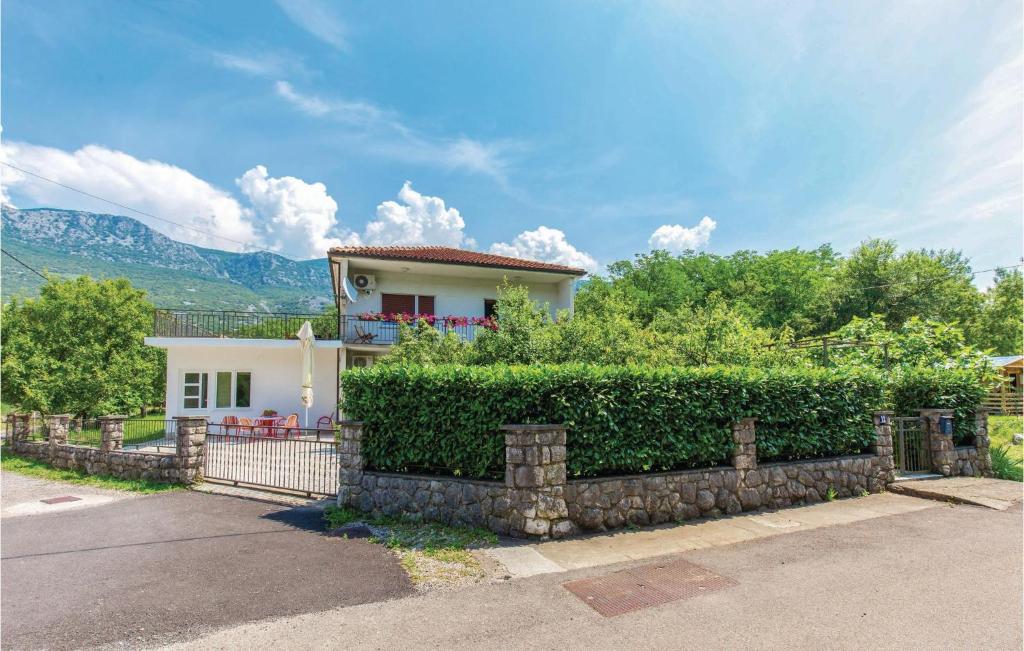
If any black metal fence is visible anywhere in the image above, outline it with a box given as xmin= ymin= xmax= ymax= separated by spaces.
xmin=153 ymin=309 xmax=339 ymax=340
xmin=893 ymin=416 xmax=931 ymax=473
xmin=203 ymin=423 xmax=339 ymax=496
xmin=123 ymin=419 xmax=178 ymax=450
xmin=153 ymin=309 xmax=490 ymax=346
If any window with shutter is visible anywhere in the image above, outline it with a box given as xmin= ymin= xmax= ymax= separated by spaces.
xmin=381 ymin=293 xmax=415 ymax=315
xmin=417 ymin=295 xmax=435 ymax=315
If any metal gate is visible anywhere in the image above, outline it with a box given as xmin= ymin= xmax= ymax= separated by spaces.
xmin=892 ymin=416 xmax=931 ymax=474
xmin=204 ymin=425 xmax=339 ymax=496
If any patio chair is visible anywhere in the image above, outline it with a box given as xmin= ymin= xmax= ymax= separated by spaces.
xmin=237 ymin=417 xmax=254 ymax=438
xmin=278 ymin=413 xmax=300 ymax=439
xmin=222 ymin=415 xmax=240 ymax=442
xmin=353 ymin=324 xmax=376 ymax=344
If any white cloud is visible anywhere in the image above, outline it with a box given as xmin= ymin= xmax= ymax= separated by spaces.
xmin=490 ymin=226 xmax=598 ymax=272
xmin=0 ymin=142 xmax=259 ymax=251
xmin=237 ymin=165 xmax=347 ymax=259
xmin=0 ymin=142 xmax=359 ymax=260
xmin=354 ymin=181 xmax=472 ymax=248
xmin=275 ymin=0 xmax=348 ymax=51
xmin=274 ymin=81 xmax=385 ymax=124
xmin=211 ymin=51 xmax=306 ymax=79
xmin=274 ymin=81 xmax=515 ymax=183
xmin=648 ymin=216 xmax=717 ymax=253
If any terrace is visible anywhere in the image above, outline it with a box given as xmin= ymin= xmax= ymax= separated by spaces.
xmin=152 ymin=309 xmax=491 ymax=346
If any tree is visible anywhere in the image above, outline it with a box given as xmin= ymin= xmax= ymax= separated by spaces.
xmin=1 ymin=276 xmax=165 ymax=417
xmin=821 ymin=239 xmax=981 ymax=333
xmin=971 ymin=268 xmax=1023 ymax=355
xmin=379 ymin=319 xmax=472 ymax=366
xmin=470 ymin=281 xmax=550 ymax=365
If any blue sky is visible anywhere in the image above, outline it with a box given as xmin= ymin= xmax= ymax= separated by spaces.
xmin=3 ymin=0 xmax=1021 ymax=278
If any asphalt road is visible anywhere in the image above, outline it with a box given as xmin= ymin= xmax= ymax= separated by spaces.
xmin=1 ymin=490 xmax=412 ymax=650
xmin=164 ymin=501 xmax=1023 ymax=650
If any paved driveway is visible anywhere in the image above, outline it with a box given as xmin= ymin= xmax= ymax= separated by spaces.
xmin=1 ymin=488 xmax=412 ymax=650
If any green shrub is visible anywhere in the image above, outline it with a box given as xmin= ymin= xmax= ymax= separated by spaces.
xmin=990 ymin=445 xmax=1023 ymax=482
xmin=341 ymin=365 xmax=885 ymax=479
xmin=887 ymin=368 xmax=990 ymax=445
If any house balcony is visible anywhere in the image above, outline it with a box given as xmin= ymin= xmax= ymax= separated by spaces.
xmin=152 ymin=309 xmax=489 ymax=346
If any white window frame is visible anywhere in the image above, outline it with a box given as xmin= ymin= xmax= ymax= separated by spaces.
xmin=181 ymin=371 xmax=209 ymax=411
xmin=212 ymin=369 xmax=253 ymax=411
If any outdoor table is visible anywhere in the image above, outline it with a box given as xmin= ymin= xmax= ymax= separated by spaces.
xmin=254 ymin=416 xmax=283 ymax=437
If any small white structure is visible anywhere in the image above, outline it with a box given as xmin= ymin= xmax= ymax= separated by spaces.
xmin=146 ymin=246 xmax=586 ymax=423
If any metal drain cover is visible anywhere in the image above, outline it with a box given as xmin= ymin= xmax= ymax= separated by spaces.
xmin=40 ymin=495 xmax=82 ymax=505
xmin=563 ymin=558 xmax=737 ymax=617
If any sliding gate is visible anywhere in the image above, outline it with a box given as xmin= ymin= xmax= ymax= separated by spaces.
xmin=892 ymin=416 xmax=931 ymax=474
xmin=204 ymin=426 xmax=339 ymax=496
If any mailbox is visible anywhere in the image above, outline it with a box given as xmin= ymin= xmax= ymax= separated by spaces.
xmin=938 ymin=416 xmax=954 ymax=436
xmin=878 ymin=414 xmax=889 ymax=425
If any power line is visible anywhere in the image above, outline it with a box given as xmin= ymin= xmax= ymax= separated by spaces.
xmin=842 ymin=263 xmax=1022 ymax=293
xmin=0 ymin=161 xmax=262 ymax=253
xmin=1 ymin=248 xmax=48 ymax=280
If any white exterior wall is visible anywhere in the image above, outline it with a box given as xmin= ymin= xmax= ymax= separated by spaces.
xmin=344 ymin=269 xmax=570 ymax=318
xmin=162 ymin=343 xmax=340 ymax=424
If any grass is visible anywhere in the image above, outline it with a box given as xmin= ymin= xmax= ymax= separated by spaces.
xmin=989 ymin=415 xmax=1023 ymax=482
xmin=324 ymin=506 xmax=498 ymax=586
xmin=1 ymin=447 xmax=182 ymax=493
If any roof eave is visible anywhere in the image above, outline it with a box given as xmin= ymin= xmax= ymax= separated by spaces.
xmin=326 ymin=251 xmax=587 ymax=277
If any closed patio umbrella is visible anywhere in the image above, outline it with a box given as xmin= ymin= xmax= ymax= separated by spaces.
xmin=298 ymin=320 xmax=315 ymax=428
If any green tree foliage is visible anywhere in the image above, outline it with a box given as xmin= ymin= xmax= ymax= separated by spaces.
xmin=972 ymin=268 xmax=1023 ymax=355
xmin=1 ymin=276 xmax=165 ymax=417
xmin=821 ymin=239 xmax=980 ymax=333
xmin=379 ymin=320 xmax=473 ymax=366
xmin=823 ymin=315 xmax=993 ymax=372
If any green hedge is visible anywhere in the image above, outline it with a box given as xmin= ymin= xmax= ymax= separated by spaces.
xmin=888 ymin=368 xmax=990 ymax=445
xmin=340 ymin=365 xmax=887 ymax=479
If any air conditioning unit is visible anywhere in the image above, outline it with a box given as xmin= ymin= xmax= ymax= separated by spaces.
xmin=352 ymin=274 xmax=376 ymax=294
xmin=351 ymin=355 xmax=374 ymax=369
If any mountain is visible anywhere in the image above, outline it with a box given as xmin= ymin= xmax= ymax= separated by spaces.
xmin=1 ymin=207 xmax=333 ymax=312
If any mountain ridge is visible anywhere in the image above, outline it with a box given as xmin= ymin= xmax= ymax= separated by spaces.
xmin=1 ymin=206 xmax=333 ymax=312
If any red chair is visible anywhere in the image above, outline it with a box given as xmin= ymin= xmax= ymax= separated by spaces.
xmin=221 ymin=416 xmax=240 ymax=442
xmin=277 ymin=413 xmax=300 ymax=439
xmin=238 ymin=417 xmax=254 ymax=439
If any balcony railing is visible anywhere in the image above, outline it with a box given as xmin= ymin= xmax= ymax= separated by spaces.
xmin=152 ymin=309 xmax=488 ymax=345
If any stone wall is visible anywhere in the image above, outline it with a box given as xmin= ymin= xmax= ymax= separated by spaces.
xmin=338 ymin=413 xmax=897 ymax=539
xmin=347 ymin=472 xmax=509 ymax=531
xmin=918 ymin=408 xmax=992 ymax=478
xmin=8 ymin=414 xmax=206 ymax=485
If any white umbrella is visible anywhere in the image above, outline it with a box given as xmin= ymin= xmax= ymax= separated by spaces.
xmin=298 ymin=320 xmax=315 ymax=428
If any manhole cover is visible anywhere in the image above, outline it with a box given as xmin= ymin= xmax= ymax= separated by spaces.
xmin=563 ymin=558 xmax=737 ymax=617
xmin=40 ymin=495 xmax=82 ymax=505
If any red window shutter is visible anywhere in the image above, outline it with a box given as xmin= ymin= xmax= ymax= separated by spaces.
xmin=381 ymin=293 xmax=415 ymax=315
xmin=417 ymin=295 xmax=435 ymax=315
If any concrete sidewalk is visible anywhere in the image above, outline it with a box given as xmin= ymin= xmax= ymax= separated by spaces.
xmin=488 ymin=492 xmax=938 ymax=577
xmin=888 ymin=476 xmax=1023 ymax=510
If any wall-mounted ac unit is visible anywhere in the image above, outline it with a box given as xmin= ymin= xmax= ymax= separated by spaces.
xmin=351 ymin=355 xmax=374 ymax=369
xmin=352 ymin=274 xmax=376 ymax=294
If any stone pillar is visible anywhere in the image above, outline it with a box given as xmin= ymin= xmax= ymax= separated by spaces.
xmin=919 ymin=409 xmax=955 ymax=476
xmin=46 ymin=414 xmax=70 ymax=456
xmin=731 ymin=418 xmax=757 ymax=470
xmin=974 ymin=408 xmax=992 ymax=477
xmin=336 ymin=421 xmax=364 ymax=508
xmin=501 ymin=424 xmax=573 ymax=540
xmin=174 ymin=416 xmax=207 ymax=484
xmin=98 ymin=415 xmax=126 ymax=452
xmin=10 ymin=413 xmax=32 ymax=444
xmin=872 ymin=411 xmax=896 ymax=486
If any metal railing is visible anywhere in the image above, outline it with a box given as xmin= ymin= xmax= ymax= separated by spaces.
xmin=153 ymin=309 xmax=490 ymax=345
xmin=153 ymin=309 xmax=340 ymax=340
xmin=123 ymin=419 xmax=178 ymax=450
xmin=204 ymin=422 xmax=339 ymax=496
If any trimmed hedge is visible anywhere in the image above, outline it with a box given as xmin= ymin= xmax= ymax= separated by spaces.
xmin=888 ymin=368 xmax=990 ymax=445
xmin=340 ymin=365 xmax=887 ymax=479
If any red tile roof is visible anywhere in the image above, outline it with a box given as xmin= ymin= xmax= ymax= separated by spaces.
xmin=327 ymin=246 xmax=588 ymax=276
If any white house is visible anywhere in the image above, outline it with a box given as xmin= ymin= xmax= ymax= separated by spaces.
xmin=145 ymin=246 xmax=586 ymax=426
